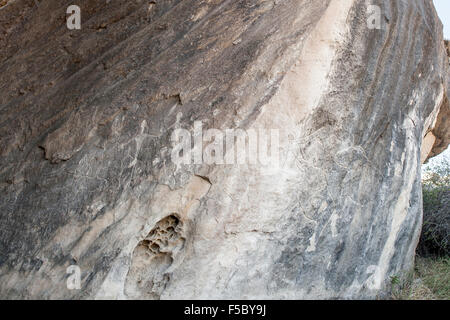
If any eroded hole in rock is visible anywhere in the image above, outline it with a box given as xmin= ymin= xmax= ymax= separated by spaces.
xmin=125 ymin=214 xmax=184 ymax=299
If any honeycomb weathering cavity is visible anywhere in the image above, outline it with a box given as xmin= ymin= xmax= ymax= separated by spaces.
xmin=125 ymin=215 xmax=185 ymax=299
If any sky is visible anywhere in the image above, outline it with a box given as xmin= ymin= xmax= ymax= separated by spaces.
xmin=434 ymin=0 xmax=450 ymax=39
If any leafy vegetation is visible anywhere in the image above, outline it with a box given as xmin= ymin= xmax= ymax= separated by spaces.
xmin=418 ymin=157 xmax=449 ymax=257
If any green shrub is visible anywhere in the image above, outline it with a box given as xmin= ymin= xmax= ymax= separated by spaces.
xmin=418 ymin=158 xmax=450 ymax=257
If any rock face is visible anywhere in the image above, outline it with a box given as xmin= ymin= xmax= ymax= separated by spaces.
xmin=0 ymin=0 xmax=448 ymax=299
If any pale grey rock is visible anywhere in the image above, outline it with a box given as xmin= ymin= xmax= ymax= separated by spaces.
xmin=0 ymin=0 xmax=448 ymax=299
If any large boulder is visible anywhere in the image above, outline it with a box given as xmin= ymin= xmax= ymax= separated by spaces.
xmin=0 ymin=0 xmax=448 ymax=299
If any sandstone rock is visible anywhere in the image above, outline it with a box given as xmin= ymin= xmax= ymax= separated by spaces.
xmin=0 ymin=0 xmax=448 ymax=299
xmin=422 ymin=39 xmax=449 ymax=163
xmin=422 ymin=90 xmax=449 ymax=162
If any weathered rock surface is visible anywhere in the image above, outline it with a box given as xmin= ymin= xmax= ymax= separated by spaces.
xmin=0 ymin=0 xmax=449 ymax=299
